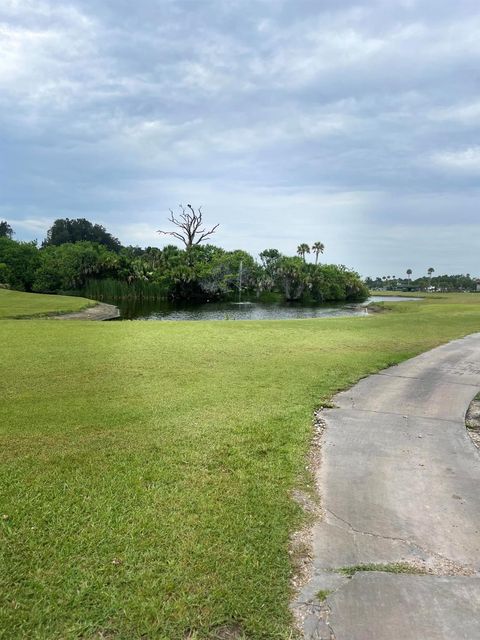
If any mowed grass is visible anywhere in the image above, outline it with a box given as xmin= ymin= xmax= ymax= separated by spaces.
xmin=0 ymin=289 xmax=95 ymax=318
xmin=1 ymin=293 xmax=480 ymax=639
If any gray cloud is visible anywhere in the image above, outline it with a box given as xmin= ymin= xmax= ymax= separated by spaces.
xmin=1 ymin=0 xmax=480 ymax=276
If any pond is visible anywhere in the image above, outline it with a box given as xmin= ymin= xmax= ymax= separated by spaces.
xmin=113 ymin=295 xmax=421 ymax=321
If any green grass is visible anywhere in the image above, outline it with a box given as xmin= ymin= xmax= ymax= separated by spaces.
xmin=1 ymin=293 xmax=480 ymax=638
xmin=370 ymin=289 xmax=428 ymax=296
xmin=0 ymin=289 xmax=95 ymax=318
xmin=337 ymin=563 xmax=424 ymax=577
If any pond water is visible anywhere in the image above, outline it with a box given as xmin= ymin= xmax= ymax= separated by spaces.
xmin=113 ymin=295 xmax=421 ymax=321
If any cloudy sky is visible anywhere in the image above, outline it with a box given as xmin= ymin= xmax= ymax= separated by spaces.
xmin=1 ymin=0 xmax=479 ymax=277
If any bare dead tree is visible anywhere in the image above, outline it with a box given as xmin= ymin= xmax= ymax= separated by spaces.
xmin=157 ymin=204 xmax=219 ymax=249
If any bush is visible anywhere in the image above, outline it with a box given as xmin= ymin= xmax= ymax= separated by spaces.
xmin=0 ymin=238 xmax=40 ymax=291
xmin=33 ymin=242 xmax=119 ymax=293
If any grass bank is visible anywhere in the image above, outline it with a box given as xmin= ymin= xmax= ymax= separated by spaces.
xmin=1 ymin=293 xmax=480 ymax=639
xmin=0 ymin=289 xmax=95 ymax=318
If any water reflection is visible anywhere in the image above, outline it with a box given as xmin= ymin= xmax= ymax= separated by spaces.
xmin=113 ymin=295 xmax=420 ymax=321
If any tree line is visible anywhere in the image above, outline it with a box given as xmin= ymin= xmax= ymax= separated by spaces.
xmin=0 ymin=211 xmax=368 ymax=303
xmin=365 ymin=271 xmax=478 ymax=292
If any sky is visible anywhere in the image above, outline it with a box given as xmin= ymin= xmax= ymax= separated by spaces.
xmin=1 ymin=0 xmax=479 ymax=278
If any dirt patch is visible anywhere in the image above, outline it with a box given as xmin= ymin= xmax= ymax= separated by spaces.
xmin=466 ymin=397 xmax=480 ymax=449
xmin=209 ymin=623 xmax=245 ymax=639
xmin=365 ymin=303 xmax=386 ymax=314
xmin=183 ymin=623 xmax=245 ymax=640
xmin=417 ymin=554 xmax=476 ymax=577
xmin=51 ymin=302 xmax=119 ymax=321
xmin=289 ymin=408 xmax=325 ymax=632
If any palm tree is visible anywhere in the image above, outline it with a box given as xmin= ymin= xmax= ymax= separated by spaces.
xmin=312 ymin=241 xmax=325 ymax=265
xmin=296 ymin=243 xmax=310 ymax=262
xmin=406 ymin=268 xmax=412 ymax=280
xmin=427 ymin=267 xmax=435 ymax=280
xmin=279 ymin=257 xmax=306 ymax=300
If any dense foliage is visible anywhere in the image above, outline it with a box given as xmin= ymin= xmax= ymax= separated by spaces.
xmin=0 ymin=237 xmax=40 ymax=291
xmin=0 ymin=220 xmax=14 ymax=239
xmin=43 ymin=218 xmax=122 ymax=252
xmin=0 ymin=219 xmax=368 ymax=303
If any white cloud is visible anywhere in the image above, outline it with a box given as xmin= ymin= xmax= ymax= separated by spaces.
xmin=112 ymin=222 xmax=161 ymax=247
xmin=7 ymin=216 xmax=54 ymax=236
xmin=429 ymin=101 xmax=480 ymax=125
xmin=2 ymin=0 xmax=480 ymax=276
xmin=430 ymin=147 xmax=480 ymax=172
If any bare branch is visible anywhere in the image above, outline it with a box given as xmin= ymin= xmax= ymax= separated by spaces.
xmin=195 ymin=223 xmax=220 ymax=244
xmin=157 ymin=204 xmax=219 ymax=248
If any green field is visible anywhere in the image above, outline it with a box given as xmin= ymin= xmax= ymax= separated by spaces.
xmin=0 ymin=289 xmax=95 ymax=318
xmin=1 ymin=290 xmax=480 ymax=639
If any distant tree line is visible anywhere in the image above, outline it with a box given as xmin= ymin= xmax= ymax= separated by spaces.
xmin=0 ymin=214 xmax=368 ymax=303
xmin=365 ymin=270 xmax=478 ymax=293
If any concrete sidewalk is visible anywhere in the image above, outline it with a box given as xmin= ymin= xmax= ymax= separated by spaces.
xmin=296 ymin=333 xmax=480 ymax=640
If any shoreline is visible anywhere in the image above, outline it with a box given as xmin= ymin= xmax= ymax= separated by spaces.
xmin=51 ymin=302 xmax=120 ymax=321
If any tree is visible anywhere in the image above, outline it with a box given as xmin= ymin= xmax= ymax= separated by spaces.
xmin=0 ymin=221 xmax=13 ymax=239
xmin=312 ymin=241 xmax=325 ymax=265
xmin=158 ymin=204 xmax=219 ymax=249
xmin=0 ymin=262 xmax=11 ymax=285
xmin=309 ymin=263 xmax=369 ymax=302
xmin=427 ymin=267 xmax=435 ymax=280
xmin=278 ymin=256 xmax=307 ymax=300
xmin=406 ymin=268 xmax=412 ymax=280
xmin=199 ymin=250 xmax=258 ymax=299
xmin=296 ymin=243 xmax=310 ymax=262
xmin=259 ymin=248 xmax=281 ymax=268
xmin=33 ymin=242 xmax=119 ymax=293
xmin=0 ymin=238 xmax=40 ymax=290
xmin=259 ymin=249 xmax=281 ymax=275
xmin=43 ymin=218 xmax=122 ymax=252
xmin=258 ymin=249 xmax=282 ymax=293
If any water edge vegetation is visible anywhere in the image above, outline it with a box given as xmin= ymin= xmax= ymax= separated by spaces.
xmin=0 ymin=217 xmax=369 ymax=304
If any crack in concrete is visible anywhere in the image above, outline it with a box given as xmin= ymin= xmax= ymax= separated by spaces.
xmin=335 ymin=404 xmax=462 ymax=423
xmin=377 ymin=371 xmax=480 ymax=388
xmin=325 ymin=508 xmax=476 ymax=576
xmin=321 ymin=604 xmax=336 ymax=640
xmin=301 ymin=601 xmax=337 ymax=640
xmin=326 ymin=507 xmax=409 ymax=544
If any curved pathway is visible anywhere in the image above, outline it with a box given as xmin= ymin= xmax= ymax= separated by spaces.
xmin=51 ymin=302 xmax=119 ymax=320
xmin=297 ymin=333 xmax=480 ymax=640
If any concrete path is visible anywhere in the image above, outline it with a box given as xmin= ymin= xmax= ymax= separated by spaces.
xmin=296 ymin=333 xmax=480 ymax=640
xmin=51 ymin=302 xmax=119 ymax=320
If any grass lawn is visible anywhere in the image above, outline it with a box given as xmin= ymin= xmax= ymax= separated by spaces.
xmin=0 ymin=289 xmax=95 ymax=318
xmin=1 ymin=292 xmax=480 ymax=639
